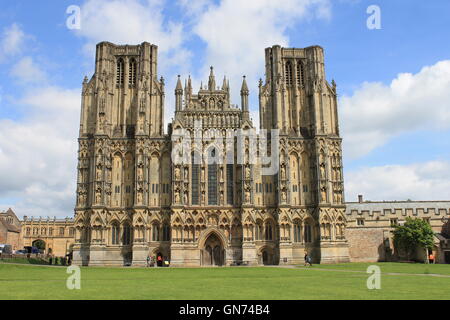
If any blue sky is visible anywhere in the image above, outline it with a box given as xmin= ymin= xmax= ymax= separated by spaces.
xmin=0 ymin=0 xmax=449 ymax=217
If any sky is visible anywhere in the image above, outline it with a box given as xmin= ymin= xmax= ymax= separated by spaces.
xmin=0 ymin=0 xmax=450 ymax=218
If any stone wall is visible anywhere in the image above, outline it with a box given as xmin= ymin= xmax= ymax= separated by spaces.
xmin=345 ymin=198 xmax=450 ymax=263
xmin=346 ymin=227 xmax=387 ymax=262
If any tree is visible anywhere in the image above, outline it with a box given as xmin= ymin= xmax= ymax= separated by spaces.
xmin=32 ymin=239 xmax=46 ymax=251
xmin=392 ymin=217 xmax=435 ymax=261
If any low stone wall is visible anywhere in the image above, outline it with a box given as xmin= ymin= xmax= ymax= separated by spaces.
xmin=346 ymin=228 xmax=387 ymax=262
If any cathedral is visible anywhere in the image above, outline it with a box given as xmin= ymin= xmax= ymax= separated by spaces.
xmin=72 ymin=41 xmax=349 ymax=266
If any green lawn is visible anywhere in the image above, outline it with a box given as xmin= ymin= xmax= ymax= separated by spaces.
xmin=0 ymin=262 xmax=449 ymax=300
xmin=297 ymin=262 xmax=450 ymax=276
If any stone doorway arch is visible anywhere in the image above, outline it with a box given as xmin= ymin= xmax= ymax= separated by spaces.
xmin=32 ymin=239 xmax=46 ymax=253
xmin=259 ymin=246 xmax=275 ymax=265
xmin=201 ymin=232 xmax=225 ymax=266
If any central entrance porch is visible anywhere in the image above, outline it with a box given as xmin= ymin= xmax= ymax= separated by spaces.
xmin=201 ymin=232 xmax=225 ymax=266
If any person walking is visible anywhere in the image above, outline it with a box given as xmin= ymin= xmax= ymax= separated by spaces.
xmin=304 ymin=251 xmax=312 ymax=267
xmin=146 ymin=255 xmax=150 ymax=267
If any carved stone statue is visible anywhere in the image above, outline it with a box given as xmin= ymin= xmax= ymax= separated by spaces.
xmin=175 ymin=166 xmax=181 ymax=180
xmin=95 ymin=190 xmax=101 ymax=204
xmin=245 ymin=190 xmax=250 ymax=203
xmin=321 ymin=188 xmax=327 ymax=202
xmin=320 ymin=164 xmax=325 ymax=179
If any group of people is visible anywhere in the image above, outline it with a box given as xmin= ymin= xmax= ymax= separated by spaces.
xmin=146 ymin=255 xmax=169 ymax=267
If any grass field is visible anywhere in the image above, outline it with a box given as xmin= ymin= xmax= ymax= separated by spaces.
xmin=0 ymin=262 xmax=449 ymax=300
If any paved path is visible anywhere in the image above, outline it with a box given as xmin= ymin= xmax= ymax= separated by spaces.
xmin=275 ymin=265 xmax=450 ymax=278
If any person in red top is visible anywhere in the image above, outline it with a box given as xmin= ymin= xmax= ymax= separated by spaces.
xmin=157 ymin=254 xmax=163 ymax=267
xmin=429 ymin=253 xmax=435 ymax=264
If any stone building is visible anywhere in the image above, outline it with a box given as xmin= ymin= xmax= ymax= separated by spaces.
xmin=72 ymin=41 xmax=349 ymax=266
xmin=21 ymin=216 xmax=75 ymax=256
xmin=0 ymin=208 xmax=22 ymax=251
xmin=346 ymin=195 xmax=450 ymax=264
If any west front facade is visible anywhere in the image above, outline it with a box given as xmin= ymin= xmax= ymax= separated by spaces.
xmin=72 ymin=41 xmax=349 ymax=266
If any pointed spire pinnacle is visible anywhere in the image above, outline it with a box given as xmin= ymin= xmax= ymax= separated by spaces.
xmin=208 ymin=66 xmax=216 ymax=91
xmin=240 ymin=75 xmax=249 ymax=94
xmin=241 ymin=76 xmax=249 ymax=113
xmin=175 ymin=75 xmax=183 ymax=111
xmin=175 ymin=75 xmax=183 ymax=91
xmin=222 ymin=76 xmax=228 ymax=90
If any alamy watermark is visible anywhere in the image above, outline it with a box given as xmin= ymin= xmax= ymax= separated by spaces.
xmin=66 ymin=265 xmax=81 ymax=290
xmin=66 ymin=5 xmax=81 ymax=30
xmin=367 ymin=5 xmax=382 ymax=30
xmin=366 ymin=265 xmax=381 ymax=289
xmin=171 ymin=121 xmax=280 ymax=175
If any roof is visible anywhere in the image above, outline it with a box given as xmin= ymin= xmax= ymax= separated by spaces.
xmin=0 ymin=219 xmax=20 ymax=233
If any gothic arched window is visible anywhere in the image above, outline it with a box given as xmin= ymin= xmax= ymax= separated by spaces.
xmin=265 ymin=221 xmax=273 ymax=241
xmin=122 ymin=223 xmax=131 ymax=245
xmin=255 ymin=221 xmax=263 ymax=240
xmin=129 ymin=58 xmax=137 ymax=86
xmin=162 ymin=224 xmax=170 ymax=241
xmin=297 ymin=60 xmax=305 ymax=87
xmin=208 ymin=148 xmax=218 ymax=205
xmin=111 ymin=223 xmax=120 ymax=245
xmin=304 ymin=221 xmax=313 ymax=243
xmin=293 ymin=220 xmax=302 ymax=243
xmin=226 ymin=164 xmax=234 ymax=205
xmin=285 ymin=61 xmax=293 ymax=86
xmin=152 ymin=223 xmax=160 ymax=241
xmin=191 ymin=152 xmax=201 ymax=205
xmin=116 ymin=58 xmax=124 ymax=85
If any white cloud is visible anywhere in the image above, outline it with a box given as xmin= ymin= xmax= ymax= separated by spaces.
xmin=10 ymin=56 xmax=47 ymax=84
xmin=177 ymin=0 xmax=211 ymax=17
xmin=345 ymin=161 xmax=450 ymax=202
xmin=340 ymin=60 xmax=450 ymax=159
xmin=0 ymin=23 xmax=26 ymax=62
xmin=0 ymin=87 xmax=80 ymax=218
xmin=189 ymin=0 xmax=332 ymax=106
xmin=75 ymin=0 xmax=187 ymax=57
xmin=73 ymin=0 xmax=195 ymax=131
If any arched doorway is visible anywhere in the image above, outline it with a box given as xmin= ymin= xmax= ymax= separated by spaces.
xmin=202 ymin=233 xmax=224 ymax=266
xmin=260 ymin=247 xmax=275 ymax=265
xmin=32 ymin=239 xmax=46 ymax=253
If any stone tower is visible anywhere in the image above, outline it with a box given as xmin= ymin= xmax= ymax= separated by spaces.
xmin=259 ymin=45 xmax=348 ymax=263
xmin=74 ymin=42 xmax=169 ymax=266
